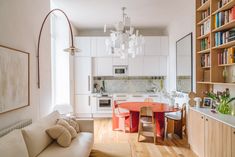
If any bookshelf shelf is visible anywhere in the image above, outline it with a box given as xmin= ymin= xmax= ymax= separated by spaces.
xmin=197 ymin=0 xmax=210 ymax=11
xmin=212 ymin=0 xmax=235 ymax=15
xmin=197 ymin=16 xmax=211 ymax=25
xmin=202 ymin=66 xmax=211 ymax=69
xmin=212 ymin=82 xmax=235 ymax=85
xmin=197 ymin=49 xmax=210 ymax=54
xmin=197 ymin=81 xmax=212 ymax=84
xmin=212 ymin=20 xmax=235 ymax=32
xmin=212 ymin=40 xmax=235 ymax=49
xmin=197 ymin=33 xmax=210 ymax=40
xmin=218 ymin=63 xmax=235 ymax=66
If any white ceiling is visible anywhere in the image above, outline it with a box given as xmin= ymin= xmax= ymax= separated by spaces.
xmin=52 ymin=0 xmax=191 ymax=30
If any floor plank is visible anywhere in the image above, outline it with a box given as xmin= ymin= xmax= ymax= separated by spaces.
xmin=93 ymin=118 xmax=198 ymax=157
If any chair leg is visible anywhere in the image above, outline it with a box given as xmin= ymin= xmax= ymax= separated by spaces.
xmin=164 ymin=118 xmax=168 ymax=139
xmin=137 ymin=122 xmax=142 ymax=142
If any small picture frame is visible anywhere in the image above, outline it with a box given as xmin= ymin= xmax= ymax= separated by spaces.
xmin=203 ymin=97 xmax=212 ymax=108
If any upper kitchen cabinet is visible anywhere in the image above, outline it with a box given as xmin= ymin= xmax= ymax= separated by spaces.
xmin=128 ymin=57 xmax=143 ymax=76
xmin=159 ymin=56 xmax=167 ymax=76
xmin=113 ymin=57 xmax=128 ymax=66
xmin=94 ymin=57 xmax=113 ymax=76
xmin=95 ymin=37 xmax=111 ymax=57
xmin=75 ymin=37 xmax=91 ymax=57
xmin=144 ymin=36 xmax=168 ymax=56
xmin=143 ymin=56 xmax=160 ymax=76
xmin=74 ymin=57 xmax=92 ymax=94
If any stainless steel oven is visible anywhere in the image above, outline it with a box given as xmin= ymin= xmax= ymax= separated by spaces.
xmin=97 ymin=97 xmax=112 ymax=111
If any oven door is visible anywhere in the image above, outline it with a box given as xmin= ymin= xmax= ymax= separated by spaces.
xmin=97 ymin=98 xmax=112 ymax=111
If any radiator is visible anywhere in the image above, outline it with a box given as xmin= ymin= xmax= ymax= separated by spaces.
xmin=0 ymin=119 xmax=32 ymax=137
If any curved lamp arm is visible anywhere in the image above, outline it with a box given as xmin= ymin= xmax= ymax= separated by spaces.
xmin=37 ymin=8 xmax=78 ymax=88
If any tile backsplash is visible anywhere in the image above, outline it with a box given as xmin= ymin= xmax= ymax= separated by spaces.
xmin=93 ymin=77 xmax=166 ymax=93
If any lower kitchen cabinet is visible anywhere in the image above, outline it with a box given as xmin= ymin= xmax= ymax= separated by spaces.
xmin=74 ymin=95 xmax=92 ymax=117
xmin=189 ymin=109 xmax=205 ymax=157
xmin=189 ymin=108 xmax=233 ymax=157
xmin=232 ymin=128 xmax=235 ymax=157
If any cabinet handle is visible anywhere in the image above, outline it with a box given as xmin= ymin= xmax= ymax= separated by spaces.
xmin=88 ymin=96 xmax=90 ymax=106
xmin=88 ymin=75 xmax=90 ymax=91
xmin=201 ymin=116 xmax=204 ymax=119
xmin=206 ymin=118 xmax=208 ymax=121
xmin=233 ymin=131 xmax=235 ymax=134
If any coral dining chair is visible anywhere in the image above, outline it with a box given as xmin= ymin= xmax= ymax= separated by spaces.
xmin=112 ymin=101 xmax=130 ymax=133
xmin=144 ymin=97 xmax=154 ymax=102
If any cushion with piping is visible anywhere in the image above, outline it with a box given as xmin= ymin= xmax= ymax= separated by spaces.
xmin=64 ymin=118 xmax=80 ymax=133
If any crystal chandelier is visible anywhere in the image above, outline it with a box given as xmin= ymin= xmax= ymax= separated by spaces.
xmin=104 ymin=7 xmax=144 ymax=59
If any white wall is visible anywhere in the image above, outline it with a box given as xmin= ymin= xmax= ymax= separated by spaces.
xmin=0 ymin=0 xmax=52 ymax=129
xmin=167 ymin=0 xmax=195 ymax=92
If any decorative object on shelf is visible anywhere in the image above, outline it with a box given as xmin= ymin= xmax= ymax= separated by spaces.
xmin=206 ymin=88 xmax=235 ymax=114
xmin=222 ymin=67 xmax=228 ymax=83
xmin=37 ymin=9 xmax=80 ymax=88
xmin=194 ymin=97 xmax=202 ymax=108
xmin=203 ymin=97 xmax=212 ymax=108
xmin=232 ymin=69 xmax=235 ymax=83
xmin=188 ymin=92 xmax=197 ymax=107
xmin=104 ymin=7 xmax=144 ymax=59
xmin=0 ymin=45 xmax=30 ymax=114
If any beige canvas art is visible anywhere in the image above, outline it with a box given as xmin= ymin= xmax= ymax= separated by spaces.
xmin=0 ymin=46 xmax=29 ymax=113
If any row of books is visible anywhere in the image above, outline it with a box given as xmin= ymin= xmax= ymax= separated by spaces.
xmin=218 ymin=47 xmax=235 ymax=65
xmin=200 ymin=19 xmax=210 ymax=36
xmin=201 ymin=37 xmax=210 ymax=50
xmin=218 ymin=0 xmax=231 ymax=9
xmin=201 ymin=8 xmax=210 ymax=20
xmin=201 ymin=54 xmax=211 ymax=67
xmin=214 ymin=28 xmax=235 ymax=46
xmin=214 ymin=6 xmax=235 ymax=28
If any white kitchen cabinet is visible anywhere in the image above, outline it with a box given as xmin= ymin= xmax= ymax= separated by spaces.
xmin=90 ymin=95 xmax=97 ymax=114
xmin=91 ymin=37 xmax=97 ymax=57
xmin=160 ymin=36 xmax=169 ymax=55
xmin=74 ymin=57 xmax=92 ymax=94
xmin=113 ymin=57 xmax=128 ymax=65
xmin=144 ymin=36 xmax=161 ymax=55
xmin=75 ymin=37 xmax=91 ymax=57
xmin=128 ymin=57 xmax=143 ymax=76
xmin=96 ymin=57 xmax=113 ymax=76
xmin=96 ymin=37 xmax=110 ymax=57
xmin=75 ymin=95 xmax=92 ymax=117
xmin=143 ymin=56 xmax=160 ymax=76
xmin=159 ymin=56 xmax=167 ymax=76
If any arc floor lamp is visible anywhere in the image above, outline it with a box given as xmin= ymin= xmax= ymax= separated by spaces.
xmin=37 ymin=9 xmax=79 ymax=88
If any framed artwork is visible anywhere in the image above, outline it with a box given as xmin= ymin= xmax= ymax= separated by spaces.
xmin=0 ymin=45 xmax=30 ymax=114
xmin=203 ymin=97 xmax=212 ymax=108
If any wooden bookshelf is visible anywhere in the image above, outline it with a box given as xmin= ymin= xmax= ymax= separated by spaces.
xmin=196 ymin=0 xmax=235 ymax=97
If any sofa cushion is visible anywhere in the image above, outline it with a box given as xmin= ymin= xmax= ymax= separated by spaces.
xmin=46 ymin=125 xmax=72 ymax=147
xmin=0 ymin=129 xmax=29 ymax=157
xmin=37 ymin=132 xmax=94 ymax=157
xmin=64 ymin=118 xmax=80 ymax=133
xmin=22 ymin=111 xmax=60 ymax=157
xmin=57 ymin=119 xmax=77 ymax=138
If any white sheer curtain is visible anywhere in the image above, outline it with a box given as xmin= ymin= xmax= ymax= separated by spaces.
xmin=51 ymin=12 xmax=70 ymax=106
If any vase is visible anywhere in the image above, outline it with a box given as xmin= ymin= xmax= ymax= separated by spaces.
xmin=231 ymin=103 xmax=235 ymax=116
xmin=217 ymin=102 xmax=232 ymax=115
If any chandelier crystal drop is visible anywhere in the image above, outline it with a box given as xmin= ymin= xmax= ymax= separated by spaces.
xmin=104 ymin=7 xmax=144 ymax=59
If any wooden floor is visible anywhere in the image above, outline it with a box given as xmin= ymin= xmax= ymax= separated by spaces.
xmin=94 ymin=118 xmax=198 ymax=157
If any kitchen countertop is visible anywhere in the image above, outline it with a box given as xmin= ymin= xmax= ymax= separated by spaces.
xmin=190 ymin=107 xmax=235 ymax=128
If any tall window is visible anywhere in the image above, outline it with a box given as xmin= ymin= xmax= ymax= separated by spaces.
xmin=51 ymin=12 xmax=70 ymax=106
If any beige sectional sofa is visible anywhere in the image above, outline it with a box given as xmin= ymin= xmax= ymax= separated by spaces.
xmin=0 ymin=111 xmax=94 ymax=157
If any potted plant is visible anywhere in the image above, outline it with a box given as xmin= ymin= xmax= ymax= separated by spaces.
xmin=206 ymin=88 xmax=235 ymax=115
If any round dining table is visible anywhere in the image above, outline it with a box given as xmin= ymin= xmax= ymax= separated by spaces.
xmin=118 ymin=102 xmax=179 ymax=139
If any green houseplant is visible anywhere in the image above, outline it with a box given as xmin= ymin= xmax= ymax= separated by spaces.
xmin=206 ymin=88 xmax=235 ymax=115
